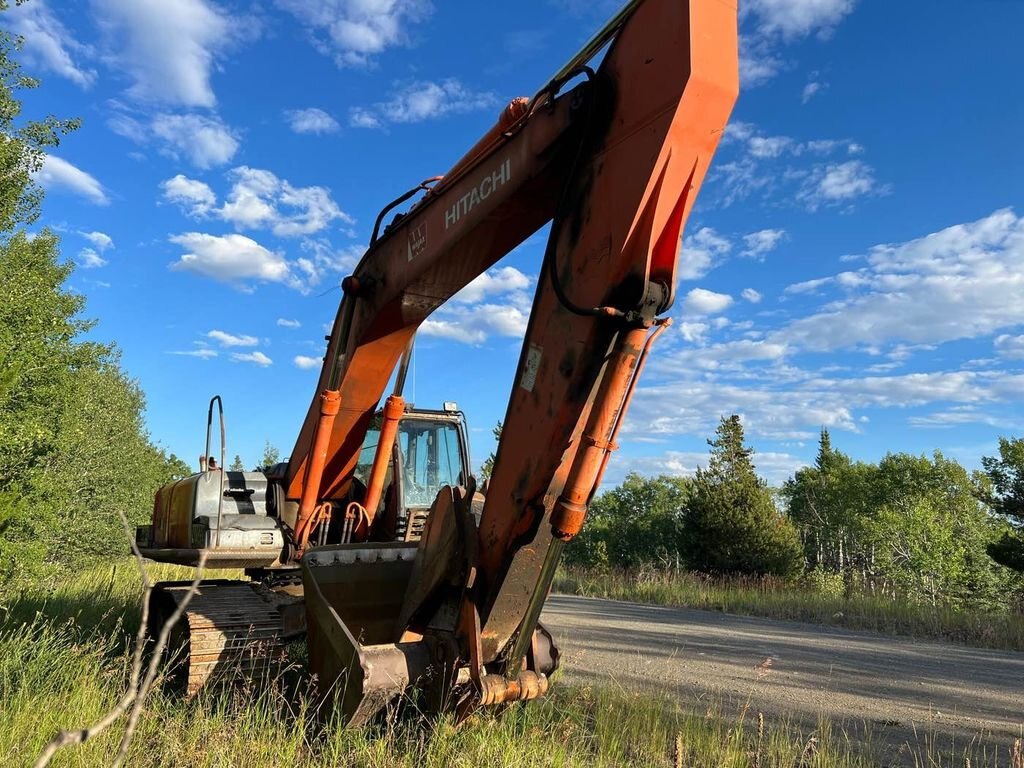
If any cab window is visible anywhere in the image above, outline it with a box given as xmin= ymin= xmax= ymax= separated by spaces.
xmin=398 ymin=419 xmax=464 ymax=507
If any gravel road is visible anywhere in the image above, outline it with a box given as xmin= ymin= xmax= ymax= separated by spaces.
xmin=542 ymin=595 xmax=1023 ymax=757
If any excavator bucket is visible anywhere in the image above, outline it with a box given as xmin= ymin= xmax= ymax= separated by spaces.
xmin=301 ymin=543 xmax=434 ymax=726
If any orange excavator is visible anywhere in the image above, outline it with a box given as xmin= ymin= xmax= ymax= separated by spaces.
xmin=136 ymin=0 xmax=737 ymax=725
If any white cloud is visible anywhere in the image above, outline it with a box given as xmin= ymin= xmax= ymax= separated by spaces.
xmin=79 ymin=231 xmax=114 ymax=251
xmin=738 ymin=35 xmax=783 ymax=88
xmin=348 ymin=108 xmax=381 ymax=129
xmin=168 ymin=231 xmax=358 ymax=292
xmin=277 ymin=318 xmax=302 ymax=328
xmin=351 ymin=80 xmax=497 ymax=127
xmin=170 ymin=348 xmax=218 ymax=359
xmin=93 ymin=0 xmax=236 ymax=108
xmin=621 ymin=212 xmax=1024 ymax=447
xmin=802 ymin=80 xmax=824 ymax=103
xmin=162 ymin=167 xmax=353 ymax=238
xmin=207 ymin=330 xmax=258 ymax=347
xmin=161 ymin=174 xmax=217 ymax=216
xmin=995 ymin=334 xmax=1024 ymax=360
xmin=454 ymin=267 xmax=530 ymax=303
xmin=293 ymin=355 xmax=322 ymax=369
xmin=683 ymin=288 xmax=733 ymax=315
xmin=36 ymin=156 xmax=109 ymax=205
xmin=111 ymin=111 xmax=240 ymax=168
xmin=150 ymin=114 xmax=240 ymax=169
xmin=285 ymin=108 xmax=340 ymax=134
xmin=741 ymin=228 xmax=786 ymax=258
xmin=680 ymin=227 xmax=731 ymax=279
xmin=745 ymin=0 xmax=856 ymax=40
xmin=76 ymin=248 xmax=107 ymax=268
xmin=748 ymin=135 xmax=793 ymax=159
xmin=7 ymin=1 xmax=96 ymax=87
xmin=419 ymin=318 xmax=486 ymax=345
xmin=741 ymin=288 xmax=763 ymax=303
xmin=277 ymin=0 xmax=431 ymax=66
xmin=607 ymin=448 xmax=806 ymax=487
xmin=420 ymin=304 xmax=529 ymax=345
xmin=678 ymin=321 xmax=709 ymax=344
xmin=777 ymin=209 xmax=1024 ymax=353
xmin=738 ymin=0 xmax=855 ymax=88
xmin=218 ymin=166 xmax=351 ymax=236
xmin=231 ymin=351 xmax=272 ymax=366
xmin=418 ymin=266 xmax=533 ymax=345
xmin=711 ymin=123 xmax=873 ymax=209
xmin=169 ymin=233 xmax=293 ymax=287
xmin=295 ymin=240 xmax=365 ymax=286
xmin=798 ymin=160 xmax=878 ymax=209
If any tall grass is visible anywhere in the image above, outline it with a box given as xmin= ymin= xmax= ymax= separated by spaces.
xmin=553 ymin=566 xmax=1024 ymax=651
xmin=1 ymin=562 xmax=1018 ymax=766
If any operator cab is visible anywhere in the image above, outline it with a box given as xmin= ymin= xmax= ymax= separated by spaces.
xmin=353 ymin=405 xmax=472 ymax=542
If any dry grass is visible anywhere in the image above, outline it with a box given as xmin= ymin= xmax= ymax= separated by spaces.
xmin=0 ymin=562 xmax=1017 ymax=766
xmin=553 ymin=567 xmax=1024 ymax=652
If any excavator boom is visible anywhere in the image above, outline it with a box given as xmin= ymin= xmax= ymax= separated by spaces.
xmin=294 ymin=0 xmax=738 ymax=721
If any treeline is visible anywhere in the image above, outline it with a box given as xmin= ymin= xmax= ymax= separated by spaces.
xmin=566 ymin=418 xmax=1024 ymax=611
xmin=0 ymin=29 xmax=188 ymax=584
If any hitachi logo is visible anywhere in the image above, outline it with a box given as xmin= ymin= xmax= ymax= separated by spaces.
xmin=445 ymin=158 xmax=511 ymax=230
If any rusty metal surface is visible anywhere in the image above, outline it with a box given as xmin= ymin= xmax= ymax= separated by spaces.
xmin=302 ymin=549 xmax=434 ymax=726
xmin=149 ymin=580 xmax=301 ymax=696
xmin=139 ymin=548 xmax=283 ymax=569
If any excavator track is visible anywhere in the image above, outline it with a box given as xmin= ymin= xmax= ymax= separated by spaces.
xmin=148 ymin=580 xmax=304 ymax=696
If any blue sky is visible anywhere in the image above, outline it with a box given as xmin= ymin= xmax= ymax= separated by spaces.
xmin=13 ymin=0 xmax=1024 ymax=485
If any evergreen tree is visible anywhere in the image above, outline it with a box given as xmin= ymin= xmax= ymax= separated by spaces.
xmin=229 ymin=455 xmax=245 ymax=472
xmin=685 ymin=416 xmax=802 ymax=578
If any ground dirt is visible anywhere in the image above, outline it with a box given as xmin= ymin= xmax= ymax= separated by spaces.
xmin=542 ymin=595 xmax=1024 ymax=759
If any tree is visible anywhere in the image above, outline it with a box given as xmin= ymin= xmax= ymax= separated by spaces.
xmin=259 ymin=441 xmax=280 ymax=470
xmin=783 ymin=429 xmax=876 ymax=573
xmin=864 ymin=452 xmax=1016 ymax=608
xmin=979 ymin=437 xmax=1024 ymax=573
xmin=566 ymin=473 xmax=693 ymax=569
xmin=229 ymin=455 xmax=245 ymax=472
xmin=478 ymin=421 xmax=502 ymax=482
xmin=685 ymin=416 xmax=802 ymax=578
xmin=0 ymin=16 xmax=184 ymax=583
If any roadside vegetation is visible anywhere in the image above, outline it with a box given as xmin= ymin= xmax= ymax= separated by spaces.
xmin=553 ymin=567 xmax=1024 ymax=651
xmin=560 ymin=419 xmax=1024 ymax=650
xmin=3 ymin=563 xmax=1018 ymax=768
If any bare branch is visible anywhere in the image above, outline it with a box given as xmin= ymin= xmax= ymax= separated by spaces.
xmin=111 ymin=549 xmax=208 ymax=768
xmin=34 ymin=514 xmax=207 ymax=768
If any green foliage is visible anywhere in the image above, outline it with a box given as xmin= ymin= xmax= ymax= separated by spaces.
xmin=0 ymin=17 xmax=183 ymax=584
xmin=0 ymin=15 xmax=80 ymax=233
xmin=783 ymin=428 xmax=876 ymax=573
xmin=259 ymin=441 xmax=280 ymax=470
xmin=685 ymin=416 xmax=803 ymax=578
xmin=785 ymin=431 xmax=1021 ymax=610
xmin=566 ymin=473 xmax=692 ymax=569
xmin=979 ymin=436 xmax=1024 ymax=573
xmin=229 ymin=454 xmax=246 ymax=472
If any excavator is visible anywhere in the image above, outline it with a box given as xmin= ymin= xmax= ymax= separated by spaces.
xmin=135 ymin=0 xmax=738 ymax=725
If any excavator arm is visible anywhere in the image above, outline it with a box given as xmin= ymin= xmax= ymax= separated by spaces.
xmin=292 ymin=0 xmax=738 ymax=722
